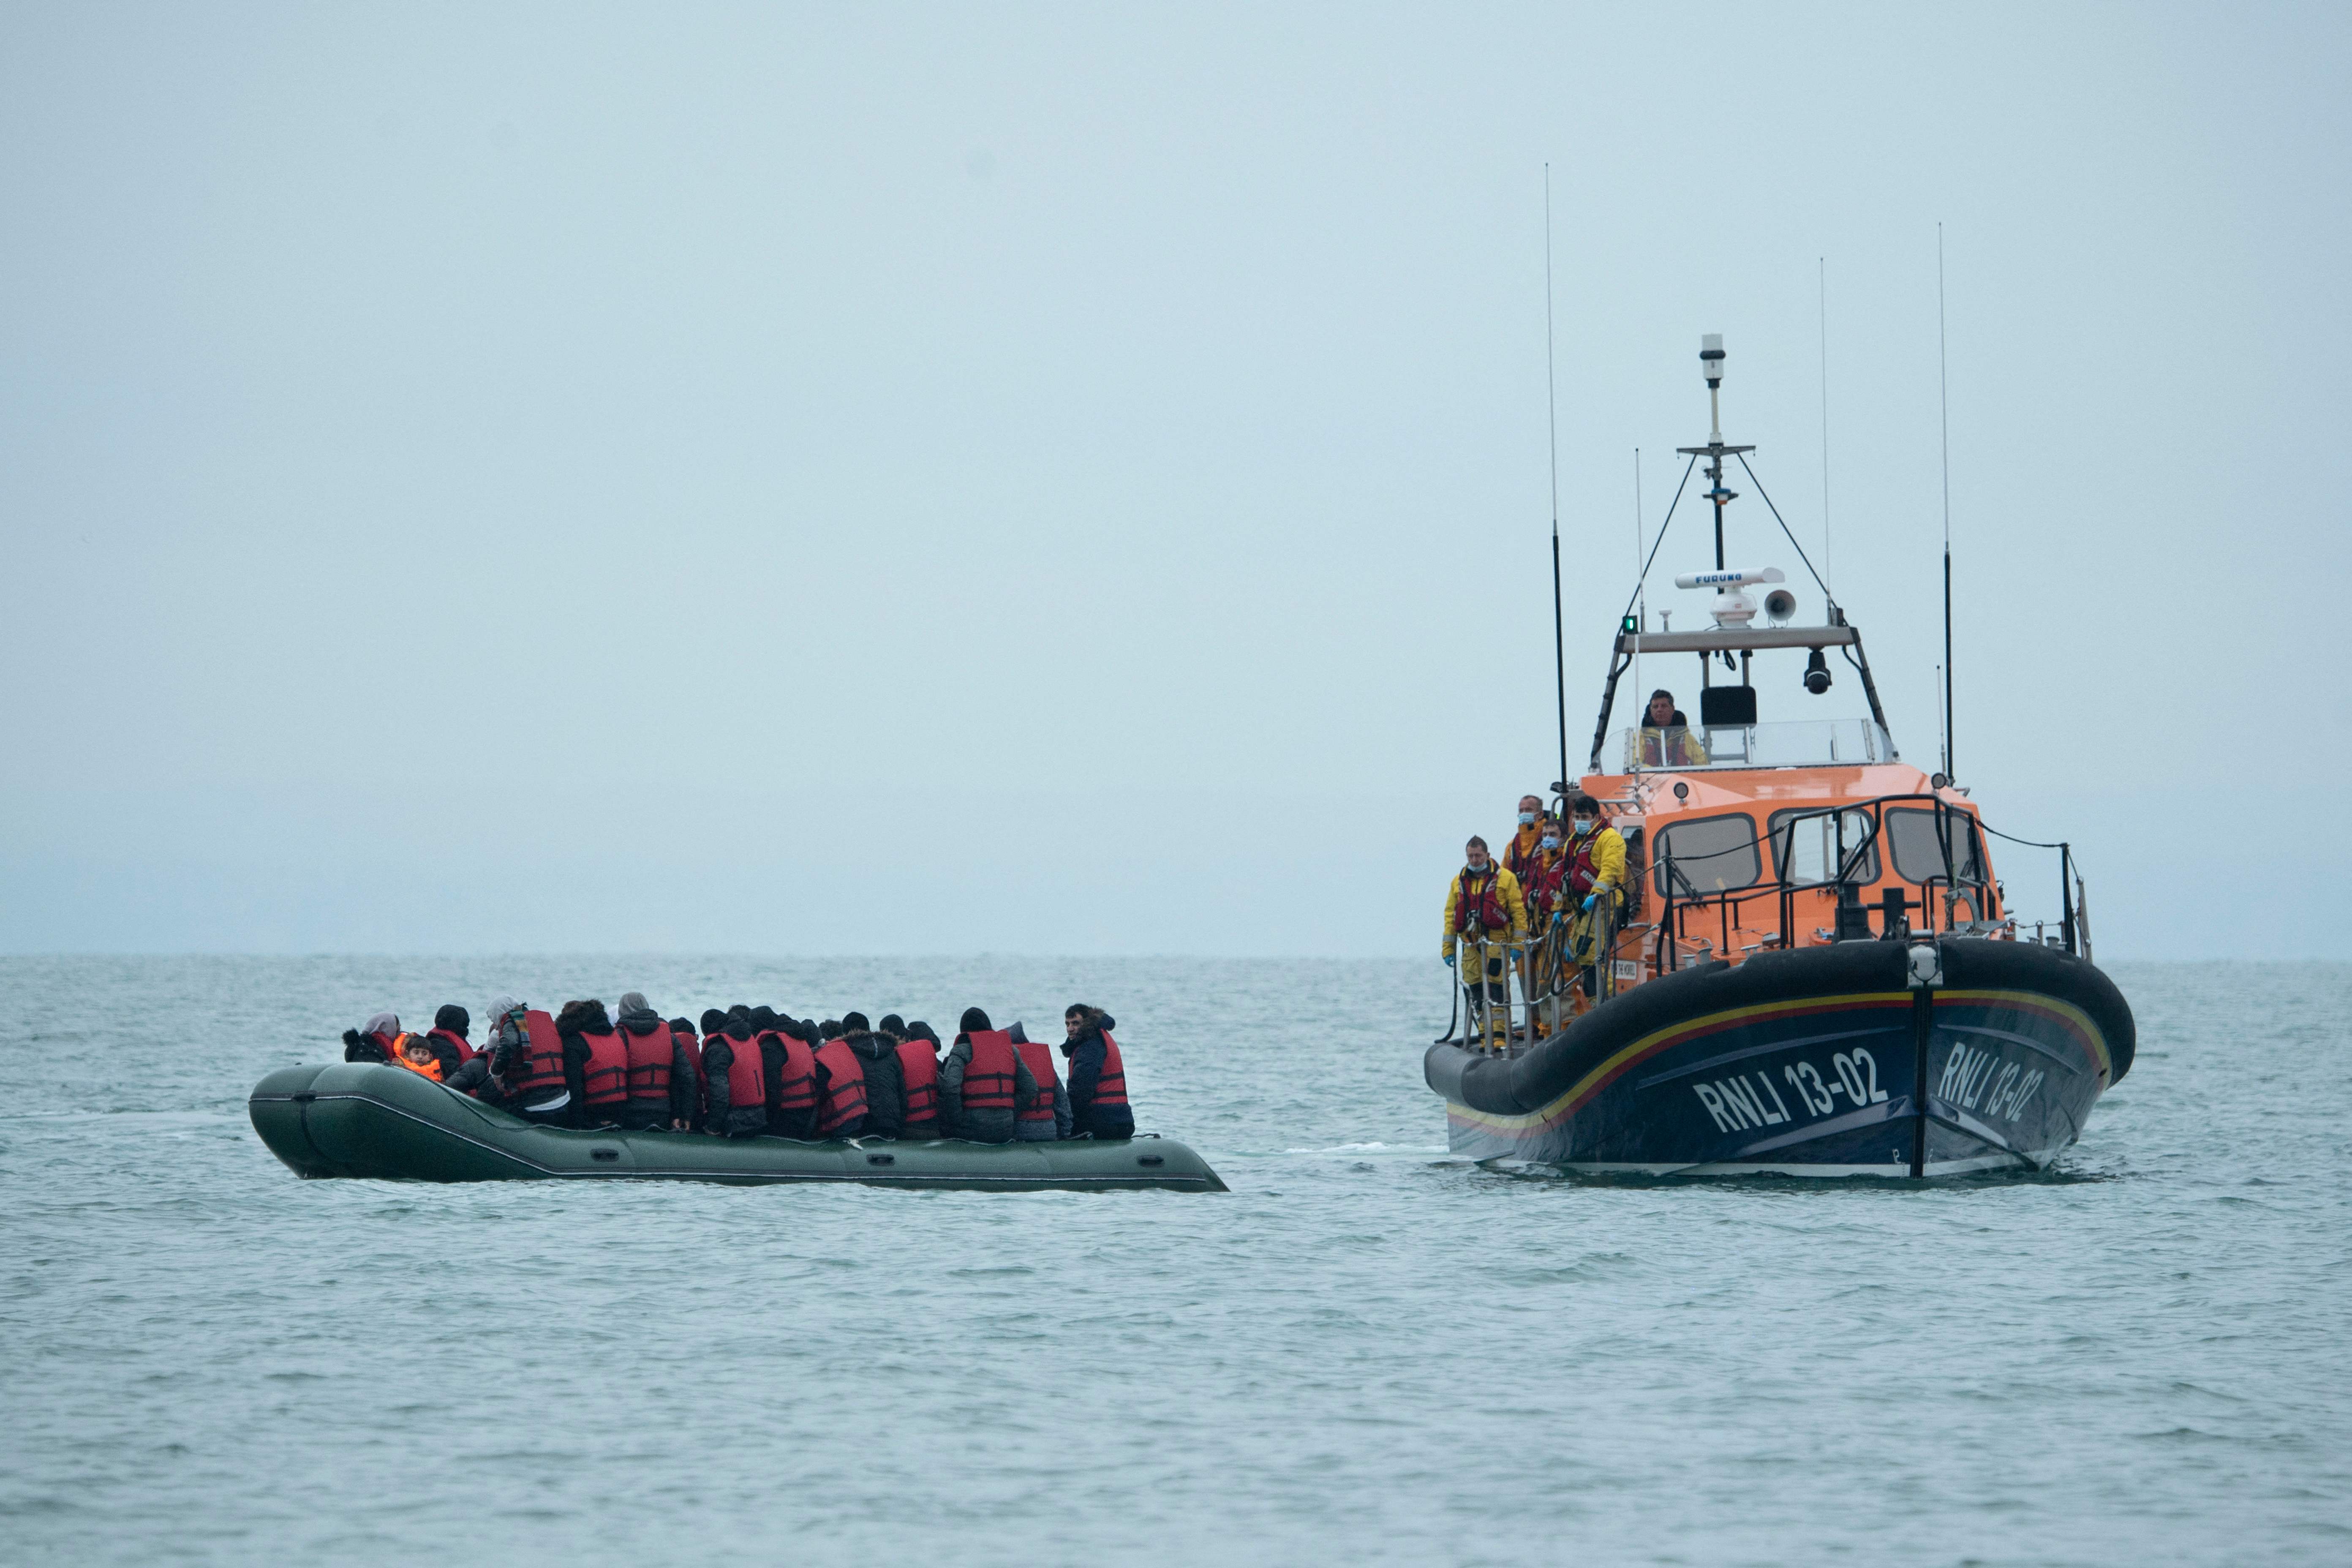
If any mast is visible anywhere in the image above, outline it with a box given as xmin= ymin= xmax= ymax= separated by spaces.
xmin=1545 ymin=168 xmax=1568 ymax=797
xmin=1938 ymin=226 xmax=1955 ymax=783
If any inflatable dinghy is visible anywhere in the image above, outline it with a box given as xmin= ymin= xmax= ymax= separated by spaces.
xmin=250 ymin=1062 xmax=1227 ymax=1192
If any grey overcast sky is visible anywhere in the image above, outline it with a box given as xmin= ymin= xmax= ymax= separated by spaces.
xmin=2 ymin=3 xmax=2343 ymax=957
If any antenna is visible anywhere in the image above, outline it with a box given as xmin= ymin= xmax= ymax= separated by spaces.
xmin=1818 ymin=256 xmax=1832 ymax=603
xmin=1546 ymin=166 xmax=1568 ymax=799
xmin=1633 ymin=447 xmax=1644 ymax=740
xmin=1937 ymin=224 xmax=1954 ymax=783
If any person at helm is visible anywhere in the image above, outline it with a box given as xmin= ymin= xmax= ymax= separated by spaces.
xmin=1639 ymin=688 xmax=1709 ymax=766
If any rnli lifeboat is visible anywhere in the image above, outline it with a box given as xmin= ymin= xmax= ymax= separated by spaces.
xmin=1424 ymin=336 xmax=2134 ymax=1177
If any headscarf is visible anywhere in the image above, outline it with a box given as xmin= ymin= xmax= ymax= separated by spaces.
xmin=958 ymin=1007 xmax=992 ymax=1034
xmin=362 ymin=1012 xmax=400 ymax=1038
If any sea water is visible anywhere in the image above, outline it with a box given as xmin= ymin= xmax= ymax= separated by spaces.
xmin=0 ymin=956 xmax=2345 ymax=1565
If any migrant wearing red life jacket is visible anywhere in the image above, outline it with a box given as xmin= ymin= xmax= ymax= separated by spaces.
xmin=579 ymin=1029 xmax=629 ymax=1110
xmin=621 ymin=1020 xmax=675 ymax=1097
xmin=426 ymin=1027 xmax=474 ymax=1067
xmin=1014 ymin=1038 xmax=1060 ymax=1127
xmin=764 ymin=1030 xmax=819 ymax=1116
xmin=1088 ymin=1032 xmax=1131 ymax=1113
xmin=895 ymin=1038 xmax=941 ymax=1130
xmin=509 ymin=1009 xmax=569 ymax=1102
xmin=720 ymin=1032 xmax=767 ymax=1122
xmin=1450 ymin=868 xmax=1511 ymax=935
xmin=813 ymin=1037 xmax=868 ymax=1137
xmin=960 ymin=1029 xmax=1020 ymax=1113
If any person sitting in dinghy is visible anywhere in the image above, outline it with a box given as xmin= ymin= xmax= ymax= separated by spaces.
xmin=389 ymin=1032 xmax=446 ymax=1082
xmin=1638 ymin=689 xmax=1708 ymax=767
xmin=340 ymin=1013 xmax=402 ymax=1064
xmin=940 ymin=1008 xmax=1039 ymax=1145
xmin=1062 ymin=1005 xmax=1134 ymax=1141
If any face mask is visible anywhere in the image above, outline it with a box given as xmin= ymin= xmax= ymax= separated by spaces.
xmin=1540 ymin=834 xmax=1560 ymax=850
xmin=1574 ymin=818 xmax=1596 ymax=835
xmin=1517 ymin=812 xmax=1535 ymax=827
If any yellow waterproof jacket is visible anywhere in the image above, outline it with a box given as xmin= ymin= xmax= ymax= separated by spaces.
xmin=1581 ymin=827 xmax=1629 ymax=906
xmin=1640 ymin=727 xmax=1709 ymax=766
xmin=1442 ymin=865 xmax=1528 ymax=958
xmin=1503 ymin=823 xmax=1544 ymax=884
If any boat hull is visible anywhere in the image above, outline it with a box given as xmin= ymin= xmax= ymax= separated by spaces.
xmin=1424 ymin=937 xmax=2132 ymax=1176
xmin=249 ymin=1063 xmax=1227 ymax=1193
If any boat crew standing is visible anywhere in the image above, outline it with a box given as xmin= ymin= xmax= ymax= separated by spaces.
xmin=1562 ymin=795 xmax=1629 ymax=1013
xmin=1502 ymin=794 xmax=1547 ymax=889
xmin=1442 ymin=837 xmax=1528 ymax=1048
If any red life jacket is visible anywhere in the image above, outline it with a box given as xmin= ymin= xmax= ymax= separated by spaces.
xmin=1503 ymin=825 xmax=1543 ymax=885
xmin=1090 ymin=1032 xmax=1130 ymax=1109
xmin=509 ymin=1009 xmax=568 ymax=1100
xmin=1525 ymin=848 xmax=1568 ymax=915
xmin=579 ymin=1029 xmax=629 ymax=1107
xmin=1562 ymin=830 xmax=1602 ymax=896
xmin=367 ymin=1030 xmax=400 ymax=1059
xmin=622 ymin=1022 xmax=675 ymax=1098
xmin=719 ymin=1032 xmax=765 ymax=1117
xmin=895 ymin=1039 xmax=941 ymax=1123
xmin=764 ymin=1031 xmax=819 ymax=1112
xmin=1014 ymin=1039 xmax=1059 ymax=1124
xmin=1451 ymin=868 xmax=1510 ymax=935
xmin=960 ymin=1029 xmax=1019 ymax=1113
xmin=813 ymin=1038 xmax=867 ymax=1136
xmin=426 ymin=1027 xmax=474 ymax=1066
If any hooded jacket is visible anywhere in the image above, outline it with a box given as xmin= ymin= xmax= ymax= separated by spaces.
xmin=1063 ymin=1013 xmax=1134 ymax=1139
xmin=939 ymin=1010 xmax=1039 ymax=1145
xmin=615 ymin=995 xmax=697 ymax=1130
xmin=701 ymin=1015 xmax=771 ymax=1138
xmin=844 ymin=1029 xmax=905 ymax=1140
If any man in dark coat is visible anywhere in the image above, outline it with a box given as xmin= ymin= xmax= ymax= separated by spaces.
xmin=1062 ymin=1005 xmax=1135 ymax=1141
xmin=700 ymin=1006 xmax=769 ymax=1138
xmin=842 ymin=1012 xmax=904 ymax=1140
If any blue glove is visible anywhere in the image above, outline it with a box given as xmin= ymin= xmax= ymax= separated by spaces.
xmin=1508 ymin=947 xmax=1524 ymax=961
xmin=1443 ymin=953 xmax=1456 ymax=968
xmin=1581 ymin=893 xmax=1598 ymax=912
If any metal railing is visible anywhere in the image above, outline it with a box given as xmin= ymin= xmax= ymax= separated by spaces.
xmin=1438 ymin=798 xmax=2093 ymax=1046
xmin=1440 ymin=899 xmax=1621 ymax=1052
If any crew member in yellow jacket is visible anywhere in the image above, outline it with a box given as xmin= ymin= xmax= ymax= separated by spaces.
xmin=1562 ymin=795 xmax=1630 ymax=1013
xmin=1443 ymin=836 xmax=1528 ymax=1047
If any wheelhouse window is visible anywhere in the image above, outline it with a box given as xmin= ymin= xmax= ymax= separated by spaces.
xmin=1768 ymin=808 xmax=1881 ymax=887
xmin=1885 ymin=807 xmax=1984 ymax=888
xmin=1652 ymin=813 xmax=1761 ymax=898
